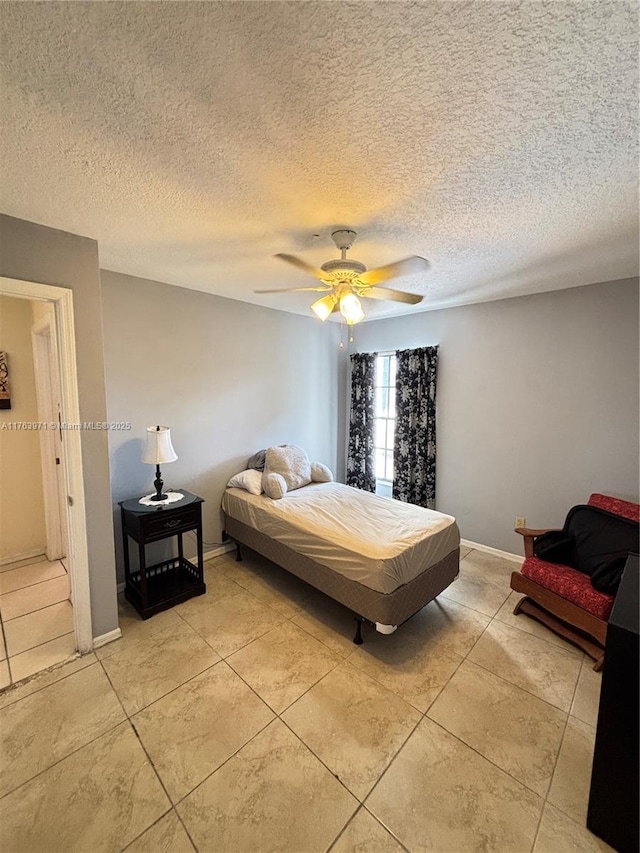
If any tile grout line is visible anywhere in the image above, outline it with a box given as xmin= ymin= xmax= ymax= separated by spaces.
xmin=357 ymin=640 xmax=472 ymax=817
xmin=418 ymin=713 xmax=551 ymax=810
xmin=533 ymin=653 xmax=590 ymax=839
xmin=422 ymin=704 xmax=554 ymax=803
xmin=170 ymin=713 xmax=277 ymax=810
xmin=447 ymin=560 xmax=589 ymax=659
xmin=95 ymin=655 xmax=201 ymax=852
xmin=0 ymin=712 xmax=128 ymax=803
xmin=325 ymin=804 xmax=367 ymax=853
xmin=430 ymin=613 xmax=579 ymax=805
xmin=7 ymin=626 xmax=75 ymax=668
xmin=0 ymin=565 xmax=67 ymax=597
xmin=253 ymin=597 xmax=432 ymax=814
xmin=1 ymin=594 xmax=72 ymax=624
xmin=0 ymin=651 xmax=94 ymax=708
xmin=399 ymin=616 xmax=558 ymax=809
xmin=492 ymin=611 xmax=586 ymax=658
xmin=0 ymin=607 xmax=14 ymax=686
xmin=118 ymin=809 xmax=195 ymax=853
xmin=463 ymin=601 xmax=583 ymax=712
xmin=360 ymin=803 xmax=412 ymax=853
xmin=97 ymin=657 xmax=201 ymax=853
xmin=461 ymin=654 xmax=576 ymax=717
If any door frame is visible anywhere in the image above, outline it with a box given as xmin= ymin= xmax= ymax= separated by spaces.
xmin=0 ymin=276 xmax=93 ymax=653
xmin=32 ymin=312 xmax=69 ymax=561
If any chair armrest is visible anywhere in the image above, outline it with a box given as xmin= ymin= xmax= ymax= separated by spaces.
xmin=514 ymin=527 xmax=560 ymax=558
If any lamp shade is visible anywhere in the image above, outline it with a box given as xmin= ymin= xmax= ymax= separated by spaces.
xmin=311 ymin=294 xmax=337 ymax=321
xmin=141 ymin=425 xmax=178 ymax=465
xmin=339 ymin=291 xmax=365 ymax=325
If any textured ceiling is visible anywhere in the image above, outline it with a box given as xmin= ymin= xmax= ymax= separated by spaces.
xmin=0 ymin=1 xmax=637 ymax=321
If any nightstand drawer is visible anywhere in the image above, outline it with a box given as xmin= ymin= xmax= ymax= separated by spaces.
xmin=142 ymin=504 xmax=200 ymax=540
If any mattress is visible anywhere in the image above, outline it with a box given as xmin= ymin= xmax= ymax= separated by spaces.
xmin=222 ymin=482 xmax=460 ymax=594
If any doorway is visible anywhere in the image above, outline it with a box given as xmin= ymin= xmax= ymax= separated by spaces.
xmin=0 ymin=277 xmax=93 ymax=687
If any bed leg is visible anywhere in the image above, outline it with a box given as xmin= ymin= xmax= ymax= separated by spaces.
xmin=235 ymin=542 xmax=243 ymax=562
xmin=353 ymin=615 xmax=364 ymax=645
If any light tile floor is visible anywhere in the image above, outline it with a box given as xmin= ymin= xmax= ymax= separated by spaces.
xmin=0 ymin=548 xmax=612 ymax=853
xmin=0 ymin=556 xmax=74 ymax=687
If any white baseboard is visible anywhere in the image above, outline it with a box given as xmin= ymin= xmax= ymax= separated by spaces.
xmin=0 ymin=548 xmax=46 ymax=568
xmin=93 ymin=627 xmax=122 ymax=649
xmin=184 ymin=543 xmax=235 ymax=563
xmin=460 ymin=539 xmax=522 ymax=564
xmin=203 ymin=542 xmax=235 ymax=561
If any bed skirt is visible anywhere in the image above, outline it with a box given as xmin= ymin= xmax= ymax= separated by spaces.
xmin=222 ymin=513 xmax=460 ymax=627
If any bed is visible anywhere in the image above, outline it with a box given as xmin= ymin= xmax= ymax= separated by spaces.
xmin=221 ymin=481 xmax=460 ymax=644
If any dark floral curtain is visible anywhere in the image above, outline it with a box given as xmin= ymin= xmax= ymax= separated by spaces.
xmin=347 ymin=352 xmax=377 ymax=492
xmin=393 ymin=346 xmax=439 ymax=508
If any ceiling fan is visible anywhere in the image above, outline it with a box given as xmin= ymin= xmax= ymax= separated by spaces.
xmin=255 ymin=229 xmax=429 ymax=324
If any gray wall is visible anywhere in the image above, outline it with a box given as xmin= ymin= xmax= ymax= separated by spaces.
xmin=0 ymin=214 xmax=118 ymax=637
xmin=100 ymin=271 xmax=341 ymax=581
xmin=348 ymin=278 xmax=639 ymax=554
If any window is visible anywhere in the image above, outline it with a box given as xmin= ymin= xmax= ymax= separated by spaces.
xmin=374 ymin=353 xmax=396 ymax=494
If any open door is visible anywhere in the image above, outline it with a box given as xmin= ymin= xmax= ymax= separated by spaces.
xmin=32 ymin=306 xmax=68 ymax=562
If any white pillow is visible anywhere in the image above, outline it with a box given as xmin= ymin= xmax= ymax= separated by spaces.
xmin=227 ymin=469 xmax=263 ymax=496
xmin=310 ymin=462 xmax=333 ymax=483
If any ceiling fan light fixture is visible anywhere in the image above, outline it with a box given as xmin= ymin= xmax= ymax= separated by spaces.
xmin=266 ymin=229 xmax=430 ymax=322
xmin=339 ymin=291 xmax=365 ymax=325
xmin=310 ymin=293 xmax=337 ymax=321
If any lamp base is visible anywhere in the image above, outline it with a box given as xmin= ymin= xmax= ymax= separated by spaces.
xmin=150 ymin=465 xmax=167 ymax=502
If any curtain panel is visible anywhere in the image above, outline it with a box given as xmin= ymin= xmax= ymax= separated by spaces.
xmin=393 ymin=345 xmax=439 ymax=508
xmin=346 ymin=351 xmax=377 ymax=492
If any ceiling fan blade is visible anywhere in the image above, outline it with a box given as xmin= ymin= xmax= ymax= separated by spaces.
xmin=254 ymin=286 xmax=332 ymax=293
xmin=274 ymin=253 xmax=328 ymax=280
xmin=358 ymin=256 xmax=429 ymax=286
xmin=359 ymin=286 xmax=424 ymax=305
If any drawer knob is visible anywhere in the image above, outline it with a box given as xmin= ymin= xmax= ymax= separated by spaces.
xmin=163 ymin=518 xmax=182 ymax=528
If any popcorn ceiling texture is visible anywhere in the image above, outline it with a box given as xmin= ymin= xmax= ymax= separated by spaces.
xmin=0 ymin=2 xmax=637 ymax=320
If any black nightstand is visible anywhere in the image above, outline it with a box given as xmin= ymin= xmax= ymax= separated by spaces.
xmin=119 ymin=490 xmax=206 ymax=619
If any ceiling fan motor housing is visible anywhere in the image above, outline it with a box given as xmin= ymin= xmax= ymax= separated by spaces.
xmin=323 ymin=229 xmax=366 ymax=277
xmin=321 ymin=258 xmax=366 ymax=276
xmin=331 ymin=229 xmax=357 ymax=251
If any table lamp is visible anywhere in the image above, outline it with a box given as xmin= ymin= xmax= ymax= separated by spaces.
xmin=142 ymin=425 xmax=177 ymax=501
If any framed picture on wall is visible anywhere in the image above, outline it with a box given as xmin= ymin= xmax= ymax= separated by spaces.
xmin=0 ymin=351 xmax=11 ymax=409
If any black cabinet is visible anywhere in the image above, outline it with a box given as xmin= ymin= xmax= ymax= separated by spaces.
xmin=587 ymin=554 xmax=639 ymax=853
xmin=119 ymin=491 xmax=206 ymax=619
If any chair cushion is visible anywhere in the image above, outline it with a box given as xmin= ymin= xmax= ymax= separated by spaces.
xmin=588 ymin=493 xmax=640 ymax=523
xmin=521 ymin=556 xmax=615 ymax=621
